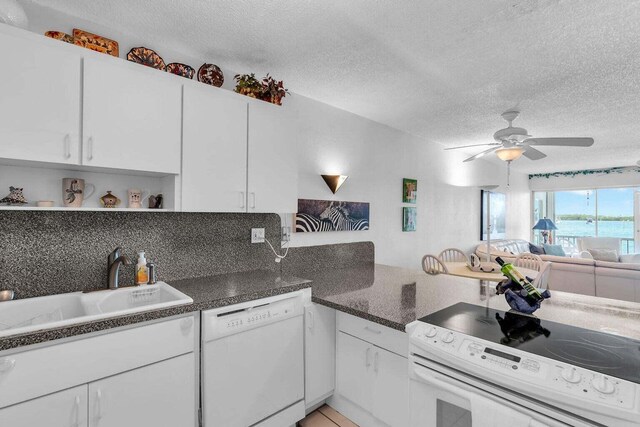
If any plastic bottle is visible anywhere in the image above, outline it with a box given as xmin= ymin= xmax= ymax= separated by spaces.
xmin=135 ymin=251 xmax=149 ymax=285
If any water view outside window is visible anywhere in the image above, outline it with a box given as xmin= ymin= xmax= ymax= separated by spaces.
xmin=533 ymin=187 xmax=637 ymax=254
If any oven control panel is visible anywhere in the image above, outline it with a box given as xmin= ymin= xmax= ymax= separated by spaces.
xmin=409 ymin=322 xmax=637 ymax=411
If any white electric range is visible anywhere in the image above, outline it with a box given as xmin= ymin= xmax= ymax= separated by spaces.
xmin=406 ymin=302 xmax=640 ymax=427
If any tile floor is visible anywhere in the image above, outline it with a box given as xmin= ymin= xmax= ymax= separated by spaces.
xmin=298 ymin=405 xmax=359 ymax=427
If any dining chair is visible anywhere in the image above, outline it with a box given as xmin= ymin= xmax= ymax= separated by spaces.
xmin=532 ymin=261 xmax=552 ymax=290
xmin=438 ymin=248 xmax=469 ymax=263
xmin=422 ymin=255 xmax=449 ymax=275
xmin=514 ymin=252 xmax=543 ymax=272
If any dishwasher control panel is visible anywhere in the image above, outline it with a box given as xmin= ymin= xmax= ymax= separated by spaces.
xmin=202 ymin=292 xmax=304 ymax=341
xmin=222 ymin=301 xmax=294 ymax=331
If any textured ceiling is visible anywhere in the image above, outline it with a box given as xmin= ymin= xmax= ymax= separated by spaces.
xmin=27 ymin=0 xmax=640 ymax=173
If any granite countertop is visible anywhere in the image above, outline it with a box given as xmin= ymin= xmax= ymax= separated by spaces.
xmin=4 ymin=264 xmax=640 ymax=352
xmin=0 ymin=270 xmax=310 ymax=351
xmin=307 ymin=264 xmax=640 ymax=340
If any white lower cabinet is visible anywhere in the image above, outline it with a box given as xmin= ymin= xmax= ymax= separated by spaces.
xmin=0 ymin=315 xmax=197 ymax=427
xmin=337 ymin=332 xmax=374 ymax=410
xmin=0 ymin=385 xmax=88 ymax=427
xmin=88 ymin=354 xmax=195 ymax=427
xmin=333 ymin=312 xmax=409 ymax=427
xmin=304 ymin=303 xmax=336 ymax=408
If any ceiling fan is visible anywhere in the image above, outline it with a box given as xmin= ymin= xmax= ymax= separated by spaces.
xmin=446 ymin=110 xmax=594 ymax=163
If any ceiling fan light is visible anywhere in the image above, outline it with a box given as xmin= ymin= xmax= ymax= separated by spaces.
xmin=495 ymin=147 xmax=524 ymax=161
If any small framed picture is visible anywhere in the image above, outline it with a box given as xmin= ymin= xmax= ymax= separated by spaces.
xmin=403 ymin=207 xmax=416 ymax=232
xmin=403 ymin=178 xmax=417 ymax=204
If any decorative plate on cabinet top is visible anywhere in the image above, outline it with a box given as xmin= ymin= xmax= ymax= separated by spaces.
xmin=127 ymin=47 xmax=166 ymax=70
xmin=197 ymin=63 xmax=224 ymax=87
xmin=73 ymin=29 xmax=119 ymax=57
xmin=166 ymin=62 xmax=195 ymax=79
xmin=45 ymin=31 xmax=74 ymax=44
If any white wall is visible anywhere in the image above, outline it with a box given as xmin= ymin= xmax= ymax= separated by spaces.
xmin=286 ymin=95 xmax=530 ymax=269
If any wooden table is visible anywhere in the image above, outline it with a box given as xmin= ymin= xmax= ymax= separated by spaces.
xmin=443 ymin=262 xmax=538 ymax=282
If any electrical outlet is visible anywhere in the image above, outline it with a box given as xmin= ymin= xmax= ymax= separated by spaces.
xmin=251 ymin=228 xmax=265 ymax=243
xmin=281 ymin=226 xmax=291 ymax=242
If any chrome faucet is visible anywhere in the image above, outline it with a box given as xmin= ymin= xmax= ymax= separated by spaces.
xmin=107 ymin=247 xmax=132 ymax=289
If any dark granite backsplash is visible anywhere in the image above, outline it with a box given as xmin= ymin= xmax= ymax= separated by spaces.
xmin=0 ymin=211 xmax=281 ymax=298
xmin=282 ymin=241 xmax=374 ymax=275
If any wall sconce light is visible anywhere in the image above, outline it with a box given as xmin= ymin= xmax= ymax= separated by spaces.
xmin=321 ymin=174 xmax=349 ymax=194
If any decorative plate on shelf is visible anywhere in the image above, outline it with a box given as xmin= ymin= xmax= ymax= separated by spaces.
xmin=197 ymin=63 xmax=224 ymax=87
xmin=73 ymin=29 xmax=119 ymax=57
xmin=45 ymin=31 xmax=74 ymax=44
xmin=166 ymin=63 xmax=195 ymax=79
xmin=127 ymin=47 xmax=166 ymax=70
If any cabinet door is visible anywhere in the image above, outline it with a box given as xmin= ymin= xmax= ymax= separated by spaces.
xmin=336 ymin=332 xmax=373 ymax=412
xmin=182 ymin=85 xmax=248 ymax=212
xmin=88 ymin=354 xmax=195 ymax=427
xmin=0 ymin=385 xmax=87 ymax=427
xmin=0 ymin=33 xmax=81 ymax=164
xmin=372 ymin=347 xmax=409 ymax=427
xmin=305 ymin=304 xmax=336 ymax=407
xmin=247 ymin=101 xmax=298 ymax=213
xmin=82 ymin=57 xmax=181 ymax=174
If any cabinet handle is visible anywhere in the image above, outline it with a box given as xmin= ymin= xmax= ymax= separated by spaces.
xmin=239 ymin=192 xmax=245 ymax=209
xmin=73 ymin=395 xmax=81 ymax=427
xmin=307 ymin=310 xmax=314 ymax=331
xmin=87 ymin=136 xmax=94 ymax=161
xmin=95 ymin=389 xmax=103 ymax=420
xmin=374 ymin=351 xmax=379 ymax=373
xmin=364 ymin=326 xmax=382 ymax=335
xmin=0 ymin=357 xmax=15 ymax=373
xmin=365 ymin=347 xmax=371 ymax=368
xmin=64 ymin=134 xmax=71 ymax=159
xmin=249 ymin=192 xmax=256 ymax=209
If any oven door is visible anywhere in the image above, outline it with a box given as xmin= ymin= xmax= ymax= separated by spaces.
xmin=410 ymin=361 xmax=578 ymax=427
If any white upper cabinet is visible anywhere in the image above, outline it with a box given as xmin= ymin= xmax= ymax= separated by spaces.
xmin=247 ymin=101 xmax=298 ymax=213
xmin=182 ymin=84 xmax=248 ymax=212
xmin=82 ymin=57 xmax=182 ymax=174
xmin=0 ymin=32 xmax=81 ymax=165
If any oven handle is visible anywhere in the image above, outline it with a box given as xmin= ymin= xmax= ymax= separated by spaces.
xmin=413 ymin=364 xmax=565 ymax=427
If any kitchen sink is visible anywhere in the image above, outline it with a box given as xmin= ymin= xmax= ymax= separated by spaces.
xmin=0 ymin=282 xmax=192 ymax=338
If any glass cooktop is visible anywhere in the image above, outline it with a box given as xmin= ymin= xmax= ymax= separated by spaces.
xmin=418 ymin=303 xmax=640 ymax=384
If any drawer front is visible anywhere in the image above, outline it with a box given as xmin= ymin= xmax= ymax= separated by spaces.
xmin=337 ymin=312 xmax=407 ymax=357
xmin=0 ymin=315 xmax=195 ymax=408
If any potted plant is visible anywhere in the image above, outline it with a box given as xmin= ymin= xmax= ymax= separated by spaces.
xmin=233 ymin=73 xmax=263 ymax=99
xmin=260 ymin=74 xmax=289 ymax=105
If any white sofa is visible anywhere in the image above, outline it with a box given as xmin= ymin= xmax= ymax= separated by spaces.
xmin=475 ymin=239 xmax=640 ymax=303
xmin=576 ymin=237 xmax=640 ymax=264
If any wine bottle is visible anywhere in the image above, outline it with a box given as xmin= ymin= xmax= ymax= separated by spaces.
xmin=495 ymin=257 xmax=543 ymax=302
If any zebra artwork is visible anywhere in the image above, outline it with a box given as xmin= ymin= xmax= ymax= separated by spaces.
xmin=295 ymin=199 xmax=370 ymax=233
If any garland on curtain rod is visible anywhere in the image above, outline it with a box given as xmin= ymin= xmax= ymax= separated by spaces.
xmin=528 ymin=166 xmax=640 ymax=180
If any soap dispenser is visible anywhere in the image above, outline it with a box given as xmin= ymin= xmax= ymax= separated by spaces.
xmin=135 ymin=251 xmax=149 ymax=285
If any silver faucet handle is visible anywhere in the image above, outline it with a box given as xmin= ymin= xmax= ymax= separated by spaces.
xmin=108 ymin=247 xmax=123 ymax=266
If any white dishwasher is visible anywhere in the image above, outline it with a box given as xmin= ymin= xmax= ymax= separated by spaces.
xmin=201 ymin=291 xmax=305 ymax=427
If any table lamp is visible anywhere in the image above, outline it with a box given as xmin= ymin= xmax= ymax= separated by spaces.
xmin=532 ymin=218 xmax=557 ymax=244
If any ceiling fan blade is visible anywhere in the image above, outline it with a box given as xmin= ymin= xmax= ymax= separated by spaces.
xmin=522 ymin=146 xmax=547 ymax=160
xmin=463 ymin=147 xmax=499 ymax=162
xmin=444 ymin=142 xmax=501 ymax=151
xmin=524 ymin=137 xmax=594 ymax=147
